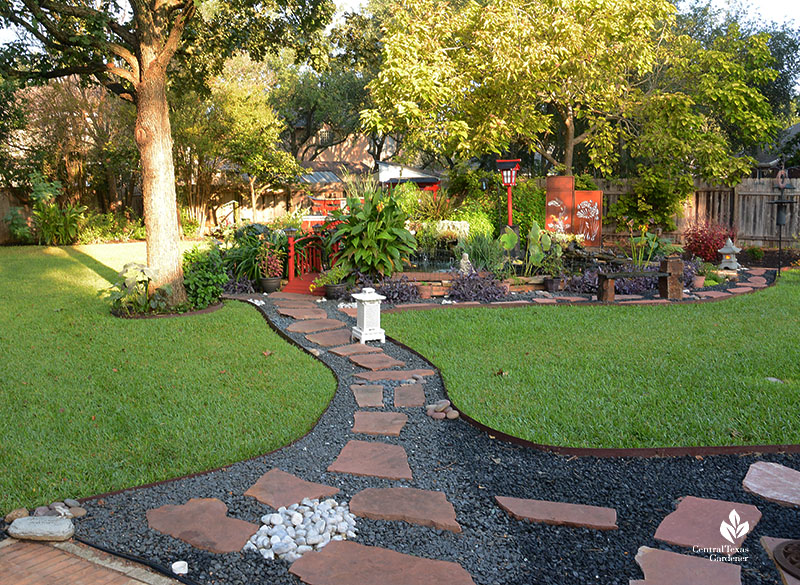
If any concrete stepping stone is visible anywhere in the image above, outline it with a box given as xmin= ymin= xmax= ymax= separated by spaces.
xmin=634 ymin=546 xmax=740 ymax=585
xmin=290 ymin=540 xmax=476 ymax=585
xmin=350 ymin=487 xmax=461 ymax=532
xmin=276 ymin=306 xmax=328 ymax=320
xmin=743 ymin=461 xmax=800 ymax=507
xmin=761 ymin=536 xmax=800 ymax=585
xmin=244 ymin=468 xmax=340 ymax=509
xmin=306 ymin=329 xmax=353 ymax=347
xmin=654 ymin=495 xmax=760 ymax=552
xmin=330 ymin=343 xmax=384 ymax=357
xmin=495 ymin=496 xmax=617 ymax=530
xmin=7 ymin=517 xmax=74 ymax=541
xmin=146 ymin=498 xmax=258 ymax=553
xmin=270 ymin=292 xmax=315 ymax=301
xmin=350 ymin=384 xmax=384 ymax=407
xmin=394 ymin=383 xmax=426 ymax=407
xmin=328 ymin=440 xmax=412 ymax=480
xmin=288 ymin=319 xmax=346 ymax=334
xmin=355 ymin=368 xmax=436 ymax=382
xmin=349 ymin=353 xmax=406 ymax=371
xmin=352 ymin=411 xmax=408 ymax=436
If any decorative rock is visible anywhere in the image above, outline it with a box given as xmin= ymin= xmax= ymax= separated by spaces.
xmin=290 ymin=541 xmax=477 ymax=585
xmin=50 ymin=503 xmax=72 ymax=518
xmin=355 ymin=369 xmax=436 ymax=382
xmin=33 ymin=506 xmax=50 ymax=517
xmin=634 ymin=546 xmax=740 ymax=584
xmin=244 ymin=468 xmax=339 ymax=509
xmin=171 ymin=561 xmax=189 ymax=575
xmin=329 ymin=343 xmax=384 ymax=357
xmin=48 ymin=501 xmax=65 ymax=510
xmin=4 ymin=508 xmax=28 ymax=523
xmin=430 ymin=411 xmax=446 ymax=420
xmin=146 ymin=498 xmax=259 ymax=554
xmin=349 ymin=353 xmax=406 ymax=371
xmin=495 ymin=496 xmax=617 ymax=530
xmin=8 ymin=516 xmax=74 ymax=541
xmin=270 ymin=513 xmax=284 ymax=526
xmin=743 ymin=461 xmax=800 ymax=507
xmin=328 ymin=440 xmax=413 ymax=480
xmin=64 ymin=498 xmax=80 ymax=508
xmin=67 ymin=506 xmax=87 ymax=518
xmin=291 ymin=512 xmax=304 ymax=526
xmin=350 ymin=487 xmax=461 ymax=532
xmin=446 ymin=410 xmax=460 ymax=420
xmin=432 ymin=400 xmax=450 ymax=412
xmin=766 ymin=377 xmax=784 ymax=383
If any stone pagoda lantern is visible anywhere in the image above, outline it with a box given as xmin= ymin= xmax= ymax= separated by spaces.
xmin=718 ymin=238 xmax=741 ymax=270
xmin=351 ymin=288 xmax=386 ymax=344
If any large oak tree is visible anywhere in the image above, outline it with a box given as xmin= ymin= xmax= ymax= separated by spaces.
xmin=0 ymin=0 xmax=332 ymax=303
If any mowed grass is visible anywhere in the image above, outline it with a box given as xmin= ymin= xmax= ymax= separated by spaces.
xmin=383 ymin=273 xmax=800 ymax=449
xmin=0 ymin=243 xmax=335 ymax=512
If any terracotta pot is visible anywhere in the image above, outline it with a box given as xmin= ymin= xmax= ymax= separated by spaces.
xmin=693 ymin=275 xmax=706 ymax=288
xmin=417 ymin=284 xmax=433 ymax=299
xmin=259 ymin=276 xmax=281 ymax=293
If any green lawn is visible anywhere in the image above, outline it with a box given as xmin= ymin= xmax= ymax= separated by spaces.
xmin=384 ymin=273 xmax=800 ymax=449
xmin=0 ymin=243 xmax=335 ymax=513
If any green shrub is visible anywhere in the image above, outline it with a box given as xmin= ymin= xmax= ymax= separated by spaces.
xmin=574 ymin=174 xmax=599 ymax=190
xmin=416 ymin=188 xmax=455 ymax=221
xmin=223 ymin=223 xmax=288 ymax=280
xmin=744 ymin=246 xmax=764 ymax=261
xmin=26 ymin=173 xmax=86 ymax=245
xmin=330 ymin=189 xmax=417 ymax=277
xmin=511 ymin=179 xmax=546 ymax=243
xmin=78 ymin=211 xmax=145 ymax=244
xmin=180 ymin=207 xmax=201 ymax=238
xmin=183 ymin=244 xmax=227 ymax=309
xmin=3 ymin=207 xmax=32 ymax=243
xmin=103 ymin=263 xmax=173 ymax=316
xmin=452 ymin=201 xmax=495 ymax=238
xmin=391 ymin=182 xmax=422 ymax=218
xmin=456 ymin=233 xmax=505 ymax=273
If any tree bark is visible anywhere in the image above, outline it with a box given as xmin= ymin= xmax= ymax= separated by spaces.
xmin=563 ymin=106 xmax=575 ymax=176
xmin=134 ymin=63 xmax=187 ymax=304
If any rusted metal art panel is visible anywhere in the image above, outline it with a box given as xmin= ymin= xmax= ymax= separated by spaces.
xmin=573 ymin=190 xmax=603 ymax=246
xmin=545 ymin=176 xmax=574 ymax=233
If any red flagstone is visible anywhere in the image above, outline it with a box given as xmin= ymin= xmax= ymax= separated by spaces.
xmin=338 ymin=307 xmax=358 ymax=318
xmin=556 ymin=296 xmax=588 ymax=302
xmin=748 ymin=268 xmax=767 ymax=276
xmin=616 ymin=294 xmax=644 ymax=300
xmin=746 ymin=282 xmax=768 ymax=288
xmin=495 ymin=496 xmax=617 ymax=530
xmin=352 ymin=412 xmax=408 ymax=436
xmin=273 ymin=300 xmax=318 ymax=308
xmin=290 ymin=540 xmax=476 ymax=585
xmin=349 ymin=487 xmax=461 ymax=532
xmin=355 ymin=369 xmax=436 ymax=382
xmin=533 ymin=298 xmax=557 ymax=304
xmin=276 ymin=307 xmax=328 ymax=320
xmin=244 ymin=468 xmax=339 ymax=509
xmin=350 ymin=384 xmax=384 ymax=407
xmin=287 ymin=319 xmax=346 ymax=334
xmin=654 ymin=495 xmax=760 ymax=552
xmin=727 ymin=286 xmax=754 ymax=294
xmin=634 ymin=546 xmax=740 ymax=585
xmin=743 ymin=461 xmax=800 ymax=507
xmin=146 ymin=498 xmax=257 ymax=553
xmin=349 ymin=353 xmax=406 ymax=371
xmin=748 ymin=276 xmax=767 ymax=285
xmin=490 ymin=300 xmax=530 ymax=306
xmin=695 ymin=290 xmax=731 ymax=298
xmin=762 ymin=536 xmax=800 ymax=585
xmin=306 ymin=329 xmax=353 ymax=347
xmin=270 ymin=292 xmax=315 ymax=301
xmin=394 ymin=384 xmax=426 ymax=407
xmin=330 ymin=343 xmax=384 ymax=357
xmin=327 ymin=440 xmax=412 ymax=480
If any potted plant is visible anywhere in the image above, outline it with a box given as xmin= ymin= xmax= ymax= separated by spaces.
xmin=257 ymin=241 xmax=285 ymax=293
xmin=310 ymin=264 xmax=350 ymax=299
xmin=540 ymin=253 xmax=565 ymax=292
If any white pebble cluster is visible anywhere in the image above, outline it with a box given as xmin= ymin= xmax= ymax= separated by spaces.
xmin=243 ymin=498 xmax=357 ymax=563
xmin=249 ymin=299 xmax=266 ymax=307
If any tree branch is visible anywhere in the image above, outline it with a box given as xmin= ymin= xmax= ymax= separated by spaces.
xmin=156 ymin=0 xmax=195 ymax=70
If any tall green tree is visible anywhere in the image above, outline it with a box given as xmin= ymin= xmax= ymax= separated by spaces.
xmin=0 ymin=0 xmax=333 ymax=303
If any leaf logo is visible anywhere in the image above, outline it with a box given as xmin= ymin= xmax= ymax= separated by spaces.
xmin=720 ymin=509 xmax=750 ymax=545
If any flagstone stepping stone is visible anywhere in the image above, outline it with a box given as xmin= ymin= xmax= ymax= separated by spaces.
xmin=355 ymin=368 xmax=436 ymax=382
xmin=328 ymin=440 xmax=413 ymax=480
xmin=349 ymin=353 xmax=406 ymax=371
xmin=495 ymin=496 xmax=617 ymax=530
xmin=748 ymin=268 xmax=767 ymax=276
xmin=7 ymin=517 xmax=74 ymax=541
xmin=748 ymin=276 xmax=767 ymax=285
xmin=351 ymin=384 xmax=384 ymax=407
xmin=306 ymin=329 xmax=353 ymax=347
xmin=330 ymin=343 xmax=384 ymax=357
xmin=727 ymin=286 xmax=754 ymax=294
xmin=394 ymin=383 xmax=426 ymax=407
xmin=288 ymin=319 xmax=346 ymax=334
xmin=695 ymin=290 xmax=731 ymax=298
xmin=276 ymin=306 xmax=328 ymax=320
xmin=290 ymin=540 xmax=476 ymax=585
xmin=634 ymin=546 xmax=741 ymax=585
xmin=761 ymin=536 xmax=800 ymax=585
xmin=533 ymin=298 xmax=557 ymax=304
xmin=270 ymin=292 xmax=315 ymax=301
xmin=350 ymin=487 xmax=461 ymax=532
xmin=146 ymin=498 xmax=258 ymax=554
xmin=352 ymin=411 xmax=408 ymax=436
xmin=654 ymin=495 xmax=760 ymax=552
xmin=338 ymin=307 xmax=358 ymax=318
xmin=273 ymin=299 xmax=317 ymax=308
xmin=743 ymin=461 xmax=800 ymax=507
xmin=244 ymin=468 xmax=340 ymax=509
xmin=556 ymin=296 xmax=588 ymax=302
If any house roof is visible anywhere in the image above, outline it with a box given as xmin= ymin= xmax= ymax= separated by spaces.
xmin=376 ymin=161 xmax=441 ymax=185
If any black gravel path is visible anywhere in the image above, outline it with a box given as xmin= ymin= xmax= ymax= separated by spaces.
xmin=69 ymin=295 xmax=799 ymax=585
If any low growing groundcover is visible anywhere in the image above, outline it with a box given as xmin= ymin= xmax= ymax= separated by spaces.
xmin=0 ymin=243 xmax=335 ymax=512
xmin=383 ymin=272 xmax=800 ymax=449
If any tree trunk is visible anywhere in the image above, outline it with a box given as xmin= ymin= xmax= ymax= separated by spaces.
xmin=134 ymin=65 xmax=187 ymax=305
xmin=249 ymin=176 xmax=258 ymax=222
xmin=563 ymin=107 xmax=575 ymax=176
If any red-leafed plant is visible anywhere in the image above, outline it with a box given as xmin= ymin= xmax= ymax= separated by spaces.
xmin=683 ymin=221 xmax=736 ymax=262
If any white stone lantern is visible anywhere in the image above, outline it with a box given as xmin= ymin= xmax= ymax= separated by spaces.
xmin=351 ymin=287 xmax=386 ymax=344
xmin=718 ymin=238 xmax=741 ymax=270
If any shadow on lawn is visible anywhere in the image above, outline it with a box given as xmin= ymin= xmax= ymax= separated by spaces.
xmin=63 ymin=246 xmax=119 ymax=284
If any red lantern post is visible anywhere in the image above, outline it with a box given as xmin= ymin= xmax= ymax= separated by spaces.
xmin=497 ymin=159 xmax=521 ymax=226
